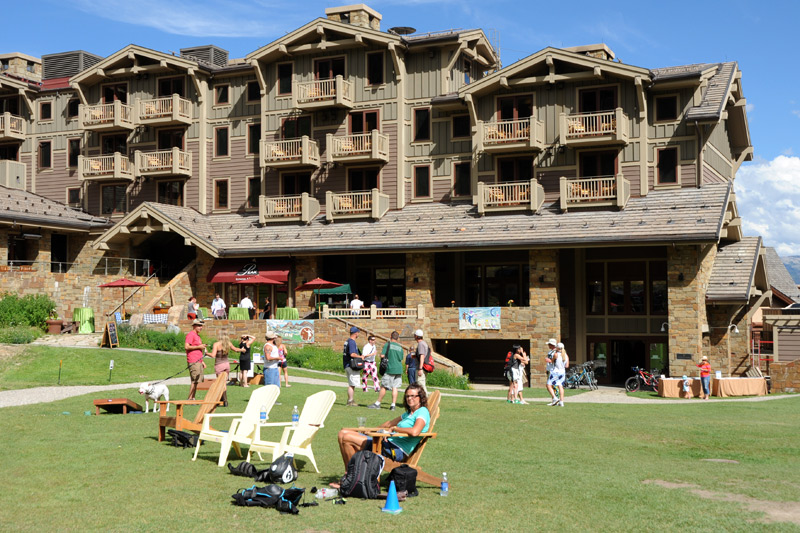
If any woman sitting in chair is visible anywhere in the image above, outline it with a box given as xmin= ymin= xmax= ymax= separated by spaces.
xmin=336 ymin=383 xmax=430 ymax=468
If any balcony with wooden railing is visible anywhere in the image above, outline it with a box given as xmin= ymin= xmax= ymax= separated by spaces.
xmin=326 ymin=130 xmax=389 ymax=164
xmin=474 ymin=178 xmax=545 ymax=215
xmin=0 ymin=160 xmax=26 ymax=190
xmin=78 ymin=153 xmax=135 ymax=181
xmin=0 ymin=112 xmax=25 ymax=141
xmin=260 ymin=136 xmax=321 ymax=168
xmin=135 ymin=148 xmax=192 ymax=177
xmin=559 ymin=108 xmax=629 ymax=147
xmin=559 ymin=174 xmax=630 ymax=211
xmin=80 ymin=101 xmax=135 ymax=132
xmin=136 ymin=95 xmax=192 ymax=126
xmin=259 ymin=192 xmax=321 ymax=224
xmin=325 ymin=188 xmax=390 ymax=222
xmin=475 ymin=117 xmax=545 ymax=154
xmin=294 ymin=76 xmax=354 ymax=110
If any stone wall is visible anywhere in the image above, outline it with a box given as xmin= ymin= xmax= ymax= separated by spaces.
xmin=295 ymin=256 xmax=320 ymax=318
xmin=769 ymin=360 xmax=800 ymax=393
xmin=668 ymin=244 xmax=715 ymax=376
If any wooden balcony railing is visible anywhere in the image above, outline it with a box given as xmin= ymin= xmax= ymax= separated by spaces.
xmin=322 ymin=304 xmax=425 ymax=320
xmin=325 ymin=130 xmax=389 ymax=163
xmin=80 ymin=101 xmax=135 ymax=130
xmin=325 ymin=188 xmax=390 ymax=222
xmin=559 ymin=108 xmax=628 ymax=146
xmin=475 ymin=178 xmax=545 ymax=215
xmin=259 ymin=192 xmax=321 ymax=224
xmin=0 ymin=160 xmax=26 ymax=190
xmin=78 ymin=153 xmax=134 ymax=181
xmin=476 ymin=117 xmax=544 ymax=152
xmin=260 ymin=136 xmax=320 ymax=168
xmin=294 ymin=76 xmax=354 ymax=108
xmin=0 ymin=112 xmax=25 ymax=139
xmin=559 ymin=174 xmax=630 ymax=211
xmin=137 ymin=94 xmax=192 ymax=124
xmin=135 ymin=148 xmax=192 ymax=176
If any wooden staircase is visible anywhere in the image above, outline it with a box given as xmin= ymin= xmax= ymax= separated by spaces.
xmin=139 ymin=259 xmax=196 ymax=315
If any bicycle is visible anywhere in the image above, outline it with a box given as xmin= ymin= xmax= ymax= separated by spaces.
xmin=625 ymin=366 xmax=660 ymax=392
xmin=565 ymin=361 xmax=598 ymax=390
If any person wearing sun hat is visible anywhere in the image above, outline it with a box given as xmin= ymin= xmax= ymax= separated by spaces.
xmin=185 ymin=318 xmax=207 ymax=400
xmin=696 ymin=355 xmax=712 ymax=400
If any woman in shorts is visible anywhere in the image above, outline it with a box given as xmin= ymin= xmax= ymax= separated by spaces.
xmin=276 ymin=335 xmax=290 ymax=387
xmin=236 ymin=334 xmax=255 ymax=387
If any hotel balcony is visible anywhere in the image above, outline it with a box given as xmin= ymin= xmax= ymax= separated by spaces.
xmin=135 ymin=148 xmax=192 ymax=177
xmin=136 ymin=95 xmax=192 ymax=126
xmin=475 ymin=117 xmax=545 ymax=154
xmin=259 ymin=192 xmax=321 ymax=225
xmin=325 ymin=130 xmax=389 ymax=164
xmin=293 ymin=76 xmax=354 ymax=110
xmin=260 ymin=136 xmax=321 ymax=169
xmin=559 ymin=108 xmax=629 ymax=147
xmin=78 ymin=153 xmax=135 ymax=182
xmin=0 ymin=160 xmax=26 ymax=190
xmin=80 ymin=101 xmax=135 ymax=132
xmin=325 ymin=188 xmax=390 ymax=222
xmin=0 ymin=112 xmax=25 ymax=141
xmin=474 ymin=178 xmax=545 ymax=215
xmin=559 ymin=174 xmax=630 ymax=211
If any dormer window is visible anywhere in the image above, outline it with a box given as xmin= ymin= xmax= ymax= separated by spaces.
xmin=655 ymin=95 xmax=678 ymax=122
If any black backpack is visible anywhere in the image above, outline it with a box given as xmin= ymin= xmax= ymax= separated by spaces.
xmin=339 ymin=450 xmax=385 ymax=499
xmin=266 ymin=453 xmax=298 ymax=484
xmin=342 ymin=341 xmax=351 ymax=370
xmin=388 ymin=464 xmax=418 ymax=497
xmin=231 ymin=484 xmax=305 ymax=514
xmin=167 ymin=429 xmax=198 ymax=448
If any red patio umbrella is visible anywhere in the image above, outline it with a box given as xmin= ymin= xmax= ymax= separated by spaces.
xmin=98 ymin=278 xmax=147 ymax=317
xmin=295 ymin=277 xmax=343 ymax=311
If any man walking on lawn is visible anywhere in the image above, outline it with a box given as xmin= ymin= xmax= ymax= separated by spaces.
xmin=185 ymin=318 xmax=207 ymax=400
xmin=344 ymin=326 xmax=363 ymax=406
xmin=369 ymin=330 xmax=405 ymax=411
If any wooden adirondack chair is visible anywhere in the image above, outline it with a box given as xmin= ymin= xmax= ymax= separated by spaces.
xmin=190 ymin=385 xmax=281 ymax=466
xmin=365 ymin=389 xmax=442 ymax=485
xmin=246 ymin=390 xmax=336 ymax=473
xmin=157 ymin=372 xmax=227 ymax=442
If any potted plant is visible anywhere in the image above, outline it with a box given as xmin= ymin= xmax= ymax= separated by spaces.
xmin=46 ymin=309 xmax=62 ymax=334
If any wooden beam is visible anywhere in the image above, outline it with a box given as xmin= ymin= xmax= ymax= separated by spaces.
xmin=388 ymin=43 xmax=402 ymax=82
xmin=499 ymin=76 xmax=509 ymax=88
xmin=506 ymin=72 xmax=601 ymax=86
xmin=279 ymin=43 xmax=289 ymax=56
xmin=251 ymin=59 xmax=266 ymax=93
xmin=546 ymin=54 xmax=555 ymax=84
xmin=119 ymin=226 xmax=130 ymax=234
xmin=593 ymin=66 xmax=602 ymax=78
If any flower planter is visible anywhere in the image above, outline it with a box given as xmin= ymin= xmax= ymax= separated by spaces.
xmin=46 ymin=319 xmax=62 ymax=334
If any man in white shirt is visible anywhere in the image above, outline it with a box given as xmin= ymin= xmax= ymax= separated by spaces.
xmin=211 ymin=293 xmax=226 ymax=319
xmin=240 ymin=294 xmax=254 ymax=319
xmin=350 ymin=294 xmax=364 ymax=316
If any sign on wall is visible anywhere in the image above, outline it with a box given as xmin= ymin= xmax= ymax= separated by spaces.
xmin=266 ymin=319 xmax=315 ymax=343
xmin=458 ymin=307 xmax=501 ymax=330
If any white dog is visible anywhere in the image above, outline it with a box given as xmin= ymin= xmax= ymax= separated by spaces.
xmin=138 ymin=382 xmax=169 ymax=413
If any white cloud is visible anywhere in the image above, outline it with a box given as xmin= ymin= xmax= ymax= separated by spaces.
xmin=70 ymin=0 xmax=279 ymax=37
xmin=737 ymin=155 xmax=800 ymax=254
xmin=746 ymin=102 xmax=754 ymax=113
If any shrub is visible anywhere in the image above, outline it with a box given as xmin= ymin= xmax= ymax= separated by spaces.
xmin=0 ymin=294 xmax=57 ymax=330
xmin=0 ymin=326 xmax=42 ymax=344
xmin=426 ymin=369 xmax=472 ymax=390
xmin=116 ymin=324 xmax=211 ymax=352
xmin=286 ymin=345 xmax=343 ymax=372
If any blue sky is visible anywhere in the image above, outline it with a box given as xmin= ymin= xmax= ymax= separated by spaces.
xmin=5 ymin=0 xmax=800 ymax=255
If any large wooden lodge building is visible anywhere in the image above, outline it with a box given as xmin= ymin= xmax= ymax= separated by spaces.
xmin=2 ymin=4 xmax=798 ymax=386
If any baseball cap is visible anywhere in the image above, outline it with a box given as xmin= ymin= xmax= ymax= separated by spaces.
xmin=191 ymin=318 xmax=205 ymax=326
xmin=350 ymin=326 xmax=359 ymax=334
xmin=547 ymin=338 xmax=557 ymax=346
xmin=265 ymin=331 xmax=277 ymax=340
xmin=414 ymin=329 xmax=424 ymax=338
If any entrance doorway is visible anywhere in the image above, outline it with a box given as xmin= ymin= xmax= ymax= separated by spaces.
xmin=434 ymin=338 xmax=531 ymax=385
xmin=587 ymin=337 xmax=668 ymax=385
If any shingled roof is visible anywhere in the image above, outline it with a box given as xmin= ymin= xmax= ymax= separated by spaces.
xmin=707 ymin=236 xmax=761 ymax=302
xmin=764 ymin=247 xmax=800 ymax=303
xmin=97 ymin=183 xmax=732 ymax=257
xmin=0 ymin=186 xmax=111 ymax=232
xmin=684 ymin=62 xmax=738 ymax=122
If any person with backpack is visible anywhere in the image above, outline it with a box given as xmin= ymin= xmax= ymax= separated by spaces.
xmin=335 ymin=383 xmax=431 ymax=468
xmin=504 ymin=347 xmax=518 ymax=403
xmin=413 ymin=329 xmax=433 ymax=394
xmin=369 ymin=330 xmax=405 ymax=411
xmin=343 ymin=326 xmax=363 ymax=407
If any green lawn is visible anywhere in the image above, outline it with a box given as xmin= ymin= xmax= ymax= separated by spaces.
xmin=1 ymin=347 xmax=799 ymax=531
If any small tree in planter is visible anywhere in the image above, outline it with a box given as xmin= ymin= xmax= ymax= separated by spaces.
xmin=46 ymin=309 xmax=62 ymax=334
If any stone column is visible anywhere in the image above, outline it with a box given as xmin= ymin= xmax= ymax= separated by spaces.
xmin=668 ymin=244 xmax=715 ymax=376
xmin=294 ymin=256 xmax=320 ymax=318
xmin=406 ymin=252 xmax=434 ymax=331
xmin=529 ymin=249 xmax=560 ymax=383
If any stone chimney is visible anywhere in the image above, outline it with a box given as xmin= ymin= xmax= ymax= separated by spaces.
xmin=325 ymin=4 xmax=381 ymax=31
xmin=564 ymin=44 xmax=616 ymax=61
xmin=0 ymin=53 xmax=42 ymax=82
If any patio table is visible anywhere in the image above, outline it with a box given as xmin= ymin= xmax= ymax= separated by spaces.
xmin=712 ymin=377 xmax=767 ymax=397
xmin=657 ymin=377 xmax=702 ymax=398
xmin=73 ymin=307 xmax=95 ymax=333
xmin=228 ymin=308 xmax=250 ymax=320
xmin=275 ymin=307 xmax=299 ymax=320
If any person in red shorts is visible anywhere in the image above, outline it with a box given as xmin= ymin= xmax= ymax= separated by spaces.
xmin=697 ymin=355 xmax=712 ymax=400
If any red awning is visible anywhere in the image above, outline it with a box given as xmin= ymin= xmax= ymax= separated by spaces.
xmin=206 ymin=259 xmax=289 ymax=284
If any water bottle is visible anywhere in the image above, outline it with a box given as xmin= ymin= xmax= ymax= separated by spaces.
xmin=259 ymin=404 xmax=267 ymax=424
xmin=440 ymin=472 xmax=449 ymax=497
xmin=292 ymin=405 xmax=299 ymax=426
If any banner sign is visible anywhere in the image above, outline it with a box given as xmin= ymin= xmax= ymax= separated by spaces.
xmin=266 ymin=319 xmax=315 ymax=343
xmin=458 ymin=307 xmax=501 ymax=330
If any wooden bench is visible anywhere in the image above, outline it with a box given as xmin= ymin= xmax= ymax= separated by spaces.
xmin=94 ymin=398 xmax=143 ymax=415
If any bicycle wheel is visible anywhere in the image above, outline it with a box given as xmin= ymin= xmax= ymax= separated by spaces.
xmin=625 ymin=376 xmax=641 ymax=392
xmin=589 ymin=371 xmax=599 ymax=390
